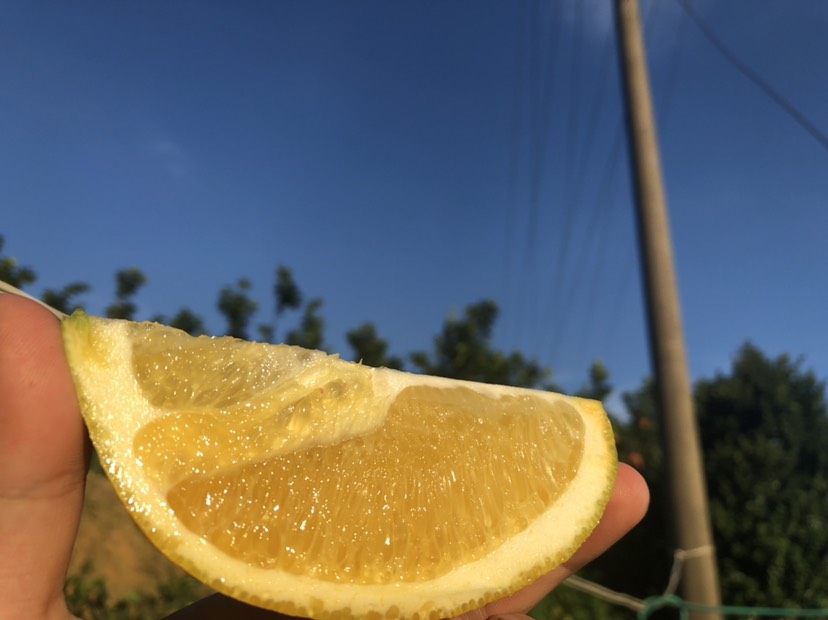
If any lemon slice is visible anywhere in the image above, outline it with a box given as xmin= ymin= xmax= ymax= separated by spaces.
xmin=61 ymin=311 xmax=617 ymax=620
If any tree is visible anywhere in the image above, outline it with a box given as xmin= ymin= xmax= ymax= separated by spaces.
xmin=259 ymin=265 xmax=304 ymax=343
xmin=695 ymin=344 xmax=828 ymax=609
xmin=105 ymin=268 xmax=147 ymax=320
xmin=583 ymin=377 xmax=673 ymax=605
xmin=346 ymin=322 xmax=403 ymax=370
xmin=275 ymin=266 xmax=302 ymax=317
xmin=218 ymin=278 xmax=258 ymax=339
xmin=42 ymin=282 xmax=90 ymax=315
xmin=576 ymin=360 xmax=613 ymax=402
xmin=603 ymin=344 xmax=828 ymax=610
xmin=285 ymin=298 xmax=325 ymax=351
xmin=0 ymin=235 xmax=36 ymax=289
xmin=153 ymin=308 xmax=206 ymax=336
xmin=410 ymin=300 xmax=551 ymax=389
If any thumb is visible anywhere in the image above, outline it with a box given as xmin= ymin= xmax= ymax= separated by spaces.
xmin=0 ymin=295 xmax=90 ymax=619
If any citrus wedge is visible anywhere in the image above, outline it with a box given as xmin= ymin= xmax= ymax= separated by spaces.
xmin=61 ymin=311 xmax=617 ymax=620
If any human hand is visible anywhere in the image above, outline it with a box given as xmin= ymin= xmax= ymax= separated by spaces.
xmin=0 ymin=295 xmax=648 ymax=620
xmin=0 ymin=294 xmax=90 ymax=619
xmin=167 ymin=463 xmax=648 ymax=620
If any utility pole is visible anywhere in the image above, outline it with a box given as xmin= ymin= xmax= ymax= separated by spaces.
xmin=613 ymin=0 xmax=722 ymax=617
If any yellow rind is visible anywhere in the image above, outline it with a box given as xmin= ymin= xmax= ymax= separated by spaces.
xmin=62 ymin=312 xmax=617 ymax=620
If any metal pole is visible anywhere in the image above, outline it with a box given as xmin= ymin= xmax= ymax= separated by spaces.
xmin=613 ymin=0 xmax=722 ymax=617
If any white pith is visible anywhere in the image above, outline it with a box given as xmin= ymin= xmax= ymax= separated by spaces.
xmin=64 ymin=317 xmax=617 ymax=620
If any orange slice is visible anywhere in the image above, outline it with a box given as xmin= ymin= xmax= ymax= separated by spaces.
xmin=61 ymin=312 xmax=617 ymax=619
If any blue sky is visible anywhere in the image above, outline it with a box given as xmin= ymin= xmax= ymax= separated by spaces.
xmin=3 ymin=0 xmax=827 ymax=412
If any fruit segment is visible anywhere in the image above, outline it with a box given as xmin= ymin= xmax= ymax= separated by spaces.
xmin=146 ymin=385 xmax=585 ymax=584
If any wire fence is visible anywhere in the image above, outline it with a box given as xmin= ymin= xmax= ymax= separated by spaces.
xmin=561 ymin=544 xmax=828 ymax=620
xmin=638 ymin=595 xmax=828 ymax=619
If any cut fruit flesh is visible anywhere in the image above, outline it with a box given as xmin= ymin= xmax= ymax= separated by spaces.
xmin=62 ymin=312 xmax=617 ymax=620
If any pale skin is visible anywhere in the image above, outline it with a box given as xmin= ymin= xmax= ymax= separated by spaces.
xmin=0 ymin=295 xmax=650 ymax=620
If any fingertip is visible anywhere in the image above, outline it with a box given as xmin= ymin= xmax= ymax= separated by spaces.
xmin=0 ymin=293 xmax=72 ymax=404
xmin=614 ymin=462 xmax=650 ymax=529
xmin=0 ymin=293 xmax=86 ymax=490
xmin=0 ymin=293 xmax=64 ymax=353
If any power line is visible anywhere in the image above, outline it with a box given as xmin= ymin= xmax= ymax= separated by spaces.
xmin=676 ymin=0 xmax=828 ymax=152
xmin=544 ymin=0 xmax=664 ymax=368
xmin=522 ymin=0 xmax=565 ymax=353
xmin=516 ymin=0 xmax=545 ymax=353
xmin=573 ymin=128 xmax=626 ymax=360
xmin=504 ymin=0 xmax=563 ymax=355
xmin=542 ymin=0 xmax=586 ymax=360
xmin=501 ymin=0 xmax=530 ymax=348
xmin=544 ymin=27 xmax=617 ymax=365
xmin=576 ymin=0 xmax=685 ymax=364
xmin=655 ymin=0 xmax=690 ymax=133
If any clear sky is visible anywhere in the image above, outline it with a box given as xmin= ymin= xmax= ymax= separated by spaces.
xmin=3 ymin=0 xmax=827 ymax=412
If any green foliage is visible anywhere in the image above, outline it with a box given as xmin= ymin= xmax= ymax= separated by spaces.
xmin=106 ymin=268 xmax=147 ymax=320
xmin=285 ymin=298 xmax=325 ymax=350
xmin=599 ymin=378 xmax=674 ymax=601
xmin=577 ymin=360 xmax=613 ymax=402
xmin=42 ymin=282 xmax=90 ymax=315
xmin=585 ymin=379 xmax=686 ymax=607
xmin=0 ymin=235 xmax=36 ymax=289
xmin=530 ymin=584 xmax=636 ymax=620
xmin=264 ymin=265 xmax=303 ymax=343
xmin=65 ymin=562 xmax=210 ymax=620
xmin=410 ymin=300 xmax=552 ymax=389
xmin=216 ymin=269 xmax=322 ymax=346
xmin=218 ymin=278 xmax=258 ymax=339
xmin=612 ymin=344 xmax=828 ymax=610
xmin=572 ymin=375 xmax=673 ymax=608
xmin=695 ymin=344 xmax=828 ymax=609
xmin=153 ymin=308 xmax=206 ymax=336
xmin=346 ymin=322 xmax=403 ymax=369
xmin=618 ymin=377 xmax=664 ymax=478
xmin=275 ymin=265 xmax=302 ymax=316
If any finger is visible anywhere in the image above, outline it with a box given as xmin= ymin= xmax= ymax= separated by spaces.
xmin=477 ymin=463 xmax=649 ymax=616
xmin=174 ymin=468 xmax=649 ymax=620
xmin=0 ymin=295 xmax=89 ymax=492
xmin=0 ymin=295 xmax=90 ymax=619
xmin=561 ymin=463 xmax=650 ymax=573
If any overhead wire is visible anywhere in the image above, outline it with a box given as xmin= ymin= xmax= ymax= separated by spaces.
xmin=545 ymin=0 xmax=659 ymax=369
xmin=676 ymin=0 xmax=828 ymax=152
xmin=541 ymin=0 xmax=665 ymax=369
xmin=544 ymin=13 xmax=617 ymax=365
xmin=541 ymin=0 xmax=587 ymax=361
xmin=581 ymin=0 xmax=687 ymax=363
xmin=515 ymin=0 xmax=543 ymax=352
xmin=657 ymin=0 xmax=690 ymax=133
xmin=515 ymin=0 xmax=821 ymax=374
xmin=503 ymin=0 xmax=533 ymax=352
xmin=570 ymin=0 xmax=683 ymax=369
xmin=501 ymin=0 xmax=531 ymax=348
xmin=499 ymin=2 xmax=828 ymax=613
xmin=502 ymin=0 xmax=689 ymax=375
xmin=518 ymin=0 xmax=564 ymax=353
xmin=573 ymin=127 xmax=626 ymax=360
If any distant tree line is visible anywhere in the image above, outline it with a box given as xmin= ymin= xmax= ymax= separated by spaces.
xmin=2 ymin=233 xmax=827 ymax=618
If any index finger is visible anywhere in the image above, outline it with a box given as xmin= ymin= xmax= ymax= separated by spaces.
xmin=458 ymin=463 xmax=649 ymax=619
